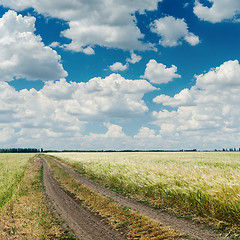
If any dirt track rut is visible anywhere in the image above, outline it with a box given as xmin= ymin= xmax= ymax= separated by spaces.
xmin=42 ymin=158 xmax=124 ymax=240
xmin=45 ymin=155 xmax=230 ymax=240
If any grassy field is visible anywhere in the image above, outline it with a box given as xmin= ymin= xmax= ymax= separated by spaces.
xmin=0 ymin=154 xmax=69 ymax=239
xmin=51 ymin=152 xmax=240 ymax=229
xmin=0 ymin=153 xmax=35 ymax=208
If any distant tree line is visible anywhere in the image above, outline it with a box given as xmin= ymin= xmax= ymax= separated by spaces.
xmin=46 ymin=149 xmax=240 ymax=152
xmin=2 ymin=148 xmax=239 ymax=153
xmin=57 ymin=149 xmax=198 ymax=152
xmin=220 ymin=148 xmax=240 ymax=152
xmin=0 ymin=148 xmax=43 ymax=153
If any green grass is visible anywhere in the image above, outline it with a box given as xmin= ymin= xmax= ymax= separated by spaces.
xmin=50 ymin=152 xmax=240 ymax=229
xmin=0 ymin=155 xmax=69 ymax=239
xmin=0 ymin=153 xmax=34 ymax=208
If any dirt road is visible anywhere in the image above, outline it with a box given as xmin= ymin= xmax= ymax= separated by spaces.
xmin=42 ymin=158 xmax=124 ymax=240
xmin=43 ymin=155 xmax=230 ymax=240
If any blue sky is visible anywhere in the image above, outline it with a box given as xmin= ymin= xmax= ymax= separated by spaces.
xmin=0 ymin=0 xmax=240 ymax=150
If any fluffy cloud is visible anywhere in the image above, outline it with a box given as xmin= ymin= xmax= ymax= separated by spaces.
xmin=1 ymin=0 xmax=160 ymax=53
xmin=39 ymin=74 xmax=156 ymax=120
xmin=75 ymin=122 xmax=131 ymax=150
xmin=127 ymin=51 xmax=142 ymax=64
xmin=153 ymin=88 xmax=193 ymax=107
xmin=86 ymin=125 xmax=164 ymax=150
xmin=0 ymin=10 xmax=67 ymax=82
xmin=150 ymin=16 xmax=200 ymax=47
xmin=142 ymin=59 xmax=181 ymax=84
xmin=69 ymin=74 xmax=156 ymax=118
xmin=110 ymin=51 xmax=142 ymax=72
xmin=89 ymin=123 xmax=126 ymax=139
xmin=152 ymin=60 xmax=240 ymax=149
xmin=109 ymin=62 xmax=128 ymax=72
xmin=194 ymin=0 xmax=240 ymax=23
xmin=134 ymin=127 xmax=157 ymax=139
xmin=0 ymin=127 xmax=16 ymax=143
xmin=196 ymin=60 xmax=240 ymax=89
xmin=0 ymin=74 xmax=156 ymax=148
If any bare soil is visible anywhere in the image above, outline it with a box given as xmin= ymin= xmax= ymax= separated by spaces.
xmin=43 ymin=154 xmax=231 ymax=240
xmin=42 ymin=158 xmax=125 ymax=240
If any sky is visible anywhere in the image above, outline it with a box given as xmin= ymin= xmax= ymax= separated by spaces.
xmin=0 ymin=0 xmax=240 ymax=151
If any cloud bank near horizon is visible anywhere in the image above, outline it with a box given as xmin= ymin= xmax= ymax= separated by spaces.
xmin=1 ymin=60 xmax=240 ymax=150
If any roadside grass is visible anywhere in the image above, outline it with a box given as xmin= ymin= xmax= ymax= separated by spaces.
xmin=0 ymin=155 xmax=73 ymax=239
xmin=0 ymin=153 xmax=34 ymax=208
xmin=46 ymin=155 xmax=188 ymax=240
xmin=50 ymin=152 xmax=240 ymax=237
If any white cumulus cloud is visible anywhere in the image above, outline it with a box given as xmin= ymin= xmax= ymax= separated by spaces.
xmin=110 ymin=51 xmax=142 ymax=72
xmin=90 ymin=123 xmax=126 ymax=139
xmin=152 ymin=60 xmax=240 ymax=149
xmin=142 ymin=59 xmax=181 ymax=84
xmin=133 ymin=127 xmax=164 ymax=149
xmin=194 ymin=0 xmax=240 ymax=23
xmin=150 ymin=16 xmax=200 ymax=47
xmin=0 ymin=10 xmax=67 ymax=82
xmin=109 ymin=62 xmax=128 ymax=72
xmin=127 ymin=51 xmax=142 ymax=64
xmin=0 ymin=74 xmax=156 ymax=148
xmin=0 ymin=127 xmax=16 ymax=143
xmin=0 ymin=0 xmax=160 ymax=53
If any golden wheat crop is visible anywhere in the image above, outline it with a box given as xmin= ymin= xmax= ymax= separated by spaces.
xmin=50 ymin=152 xmax=240 ymax=226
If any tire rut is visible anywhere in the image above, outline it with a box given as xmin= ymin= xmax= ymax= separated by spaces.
xmin=42 ymin=157 xmax=125 ymax=240
xmin=46 ymin=155 xmax=230 ymax=240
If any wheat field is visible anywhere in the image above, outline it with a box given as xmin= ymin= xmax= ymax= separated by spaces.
xmin=51 ymin=152 xmax=240 ymax=226
xmin=0 ymin=153 xmax=34 ymax=208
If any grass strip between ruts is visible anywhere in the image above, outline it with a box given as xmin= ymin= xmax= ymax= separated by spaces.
xmin=46 ymin=156 xmax=189 ymax=240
